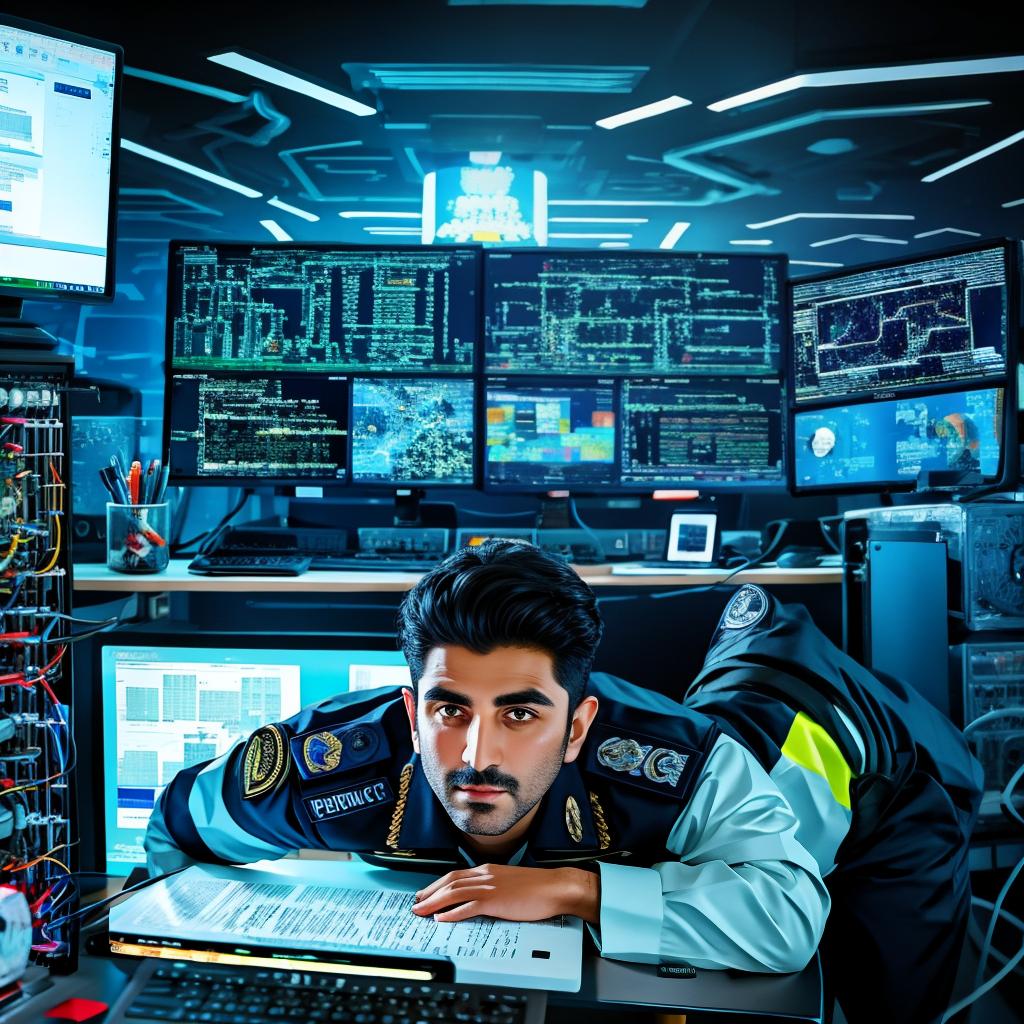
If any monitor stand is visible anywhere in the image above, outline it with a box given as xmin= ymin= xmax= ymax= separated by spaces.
xmin=0 ymin=297 xmax=56 ymax=348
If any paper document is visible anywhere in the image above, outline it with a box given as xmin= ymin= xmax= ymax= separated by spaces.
xmin=109 ymin=859 xmax=583 ymax=992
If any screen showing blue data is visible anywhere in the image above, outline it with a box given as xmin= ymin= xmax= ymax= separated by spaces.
xmin=0 ymin=21 xmax=118 ymax=294
xmin=793 ymin=386 xmax=1004 ymax=491
xmin=485 ymin=379 xmax=616 ymax=490
xmin=351 ymin=376 xmax=475 ymax=486
xmin=484 ymin=251 xmax=784 ymax=375
xmin=791 ymin=245 xmax=1010 ymax=404
xmin=101 ymin=644 xmax=410 ymax=873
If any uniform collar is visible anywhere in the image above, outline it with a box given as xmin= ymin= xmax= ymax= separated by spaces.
xmin=396 ymin=755 xmax=600 ymax=858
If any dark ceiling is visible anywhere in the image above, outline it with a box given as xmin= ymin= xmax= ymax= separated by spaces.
xmin=7 ymin=0 xmax=1023 ymax=272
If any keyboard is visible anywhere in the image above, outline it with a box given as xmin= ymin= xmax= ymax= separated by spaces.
xmin=107 ymin=960 xmax=546 ymax=1024
xmin=187 ymin=553 xmax=313 ymax=576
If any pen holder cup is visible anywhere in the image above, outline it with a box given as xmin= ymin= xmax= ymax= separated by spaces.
xmin=106 ymin=503 xmax=170 ymax=574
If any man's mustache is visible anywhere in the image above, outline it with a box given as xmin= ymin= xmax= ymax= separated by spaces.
xmin=446 ymin=766 xmax=520 ymax=795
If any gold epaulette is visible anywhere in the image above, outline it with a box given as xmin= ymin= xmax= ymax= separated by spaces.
xmin=589 ymin=791 xmax=611 ymax=850
xmin=386 ymin=762 xmax=414 ymax=849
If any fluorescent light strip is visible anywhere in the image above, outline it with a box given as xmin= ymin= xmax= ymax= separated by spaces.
xmin=549 ymin=216 xmax=648 ymax=224
xmin=1003 ymin=197 xmax=1024 ymax=208
xmin=709 ymin=55 xmax=1024 ymax=112
xmin=596 ymin=94 xmax=691 ymax=130
xmin=599 ymin=242 xmax=630 ymax=248
xmin=790 ymin=260 xmax=844 ymax=268
xmin=363 ymin=227 xmax=423 ymax=235
xmin=659 ymin=221 xmax=691 ymax=249
xmin=260 ymin=219 xmax=292 ymax=241
xmin=729 ymin=239 xmax=773 ymax=246
xmin=267 ymin=196 xmax=319 ymax=222
xmin=913 ymin=227 xmax=981 ymax=239
xmin=208 ymin=52 xmax=376 ymax=116
xmin=809 ymin=233 xmax=907 ymax=248
xmin=746 ymin=212 xmax=914 ymax=229
xmin=126 ymin=66 xmax=246 ymax=103
xmin=404 ymin=147 xmax=425 ymax=180
xmin=383 ymin=123 xmax=428 ymax=130
xmin=121 ymin=139 xmax=262 ymax=198
xmin=550 ymin=199 xmax=698 ymax=207
xmin=922 ymin=127 xmax=1024 ymax=182
xmin=339 ymin=211 xmax=422 ymax=219
xmin=549 ymin=232 xmax=633 ymax=240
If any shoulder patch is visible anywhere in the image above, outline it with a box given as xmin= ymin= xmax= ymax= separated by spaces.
xmin=587 ymin=723 xmax=699 ymax=799
xmin=241 ymin=725 xmax=289 ymax=800
xmin=722 ymin=584 xmax=768 ymax=630
xmin=290 ymin=722 xmax=388 ymax=782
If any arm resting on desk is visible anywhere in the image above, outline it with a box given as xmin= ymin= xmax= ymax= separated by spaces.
xmin=593 ymin=733 xmax=829 ymax=973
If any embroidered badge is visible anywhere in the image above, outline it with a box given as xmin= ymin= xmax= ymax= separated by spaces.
xmin=723 ymin=584 xmax=768 ymax=629
xmin=565 ymin=795 xmax=583 ymax=844
xmin=302 ymin=731 xmax=343 ymax=774
xmin=241 ymin=725 xmax=287 ymax=800
xmin=596 ymin=736 xmax=651 ymax=774
xmin=304 ymin=777 xmax=394 ymax=823
xmin=643 ymin=747 xmax=689 ymax=787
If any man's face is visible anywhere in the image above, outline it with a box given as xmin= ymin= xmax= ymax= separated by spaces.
xmin=402 ymin=645 xmax=594 ymax=838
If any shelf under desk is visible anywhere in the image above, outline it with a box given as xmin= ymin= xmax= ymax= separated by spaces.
xmin=72 ymin=560 xmax=842 ymax=592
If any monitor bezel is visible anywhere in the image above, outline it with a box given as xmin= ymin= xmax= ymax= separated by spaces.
xmin=0 ymin=15 xmax=123 ymax=304
xmin=786 ymin=238 xmax=1020 ymax=497
xmin=92 ymin=627 xmax=409 ymax=874
xmin=482 ymin=245 xmax=790 ymax=378
xmin=163 ymin=240 xmax=483 ymax=487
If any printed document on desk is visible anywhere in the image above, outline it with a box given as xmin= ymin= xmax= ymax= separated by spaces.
xmin=109 ymin=858 xmax=583 ymax=992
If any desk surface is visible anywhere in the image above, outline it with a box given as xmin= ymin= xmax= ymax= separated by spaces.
xmin=73 ymin=560 xmax=842 ymax=592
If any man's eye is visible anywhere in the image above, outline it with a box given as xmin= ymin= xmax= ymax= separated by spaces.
xmin=506 ymin=708 xmax=534 ymax=722
xmin=438 ymin=705 xmax=464 ymax=719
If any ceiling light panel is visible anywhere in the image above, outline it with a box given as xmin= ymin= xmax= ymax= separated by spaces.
xmin=596 ymin=95 xmax=691 ymax=130
xmin=343 ymin=63 xmax=648 ymax=93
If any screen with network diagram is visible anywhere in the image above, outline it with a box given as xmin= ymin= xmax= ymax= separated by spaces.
xmin=168 ymin=243 xmax=479 ymax=373
xmin=483 ymin=251 xmax=785 ymax=375
xmin=101 ymin=643 xmax=411 ymax=874
xmin=790 ymin=244 xmax=1011 ymax=404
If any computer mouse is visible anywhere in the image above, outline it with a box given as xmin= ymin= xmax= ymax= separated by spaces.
xmin=776 ymin=548 xmax=823 ymax=568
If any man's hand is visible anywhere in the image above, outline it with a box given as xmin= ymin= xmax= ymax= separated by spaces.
xmin=411 ymin=864 xmax=599 ymax=925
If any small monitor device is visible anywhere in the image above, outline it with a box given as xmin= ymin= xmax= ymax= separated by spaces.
xmin=664 ymin=511 xmax=719 ymax=566
xmin=0 ymin=16 xmax=122 ymax=303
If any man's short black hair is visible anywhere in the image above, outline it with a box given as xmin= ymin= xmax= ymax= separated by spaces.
xmin=397 ymin=539 xmax=604 ymax=709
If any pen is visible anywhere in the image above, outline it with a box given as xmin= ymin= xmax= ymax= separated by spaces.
xmin=128 ymin=460 xmax=141 ymax=504
xmin=156 ymin=464 xmax=170 ymax=504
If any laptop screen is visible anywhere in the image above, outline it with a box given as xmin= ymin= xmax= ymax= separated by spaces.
xmin=100 ymin=641 xmax=411 ymax=874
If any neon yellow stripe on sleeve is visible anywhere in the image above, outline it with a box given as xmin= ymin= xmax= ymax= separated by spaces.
xmin=780 ymin=711 xmax=853 ymax=810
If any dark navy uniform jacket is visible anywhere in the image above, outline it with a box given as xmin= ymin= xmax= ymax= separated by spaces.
xmin=684 ymin=585 xmax=984 ymax=1024
xmin=145 ymin=672 xmax=830 ymax=972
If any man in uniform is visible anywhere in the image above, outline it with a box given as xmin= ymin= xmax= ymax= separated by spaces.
xmin=684 ymin=582 xmax=983 ymax=1024
xmin=146 ymin=540 xmax=829 ymax=973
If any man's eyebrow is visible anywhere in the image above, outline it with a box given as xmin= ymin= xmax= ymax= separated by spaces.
xmin=422 ymin=685 xmax=473 ymax=706
xmin=493 ymin=688 xmax=556 ymax=708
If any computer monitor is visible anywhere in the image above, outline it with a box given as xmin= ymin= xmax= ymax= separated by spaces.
xmin=167 ymin=371 xmax=350 ymax=482
xmin=484 ymin=377 xmax=617 ymax=492
xmin=790 ymin=240 xmax=1016 ymax=405
xmin=483 ymin=249 xmax=786 ymax=376
xmin=620 ymin=376 xmax=783 ymax=489
xmin=350 ymin=376 xmax=476 ymax=487
xmin=97 ymin=634 xmax=411 ymax=874
xmin=792 ymin=385 xmax=1007 ymax=493
xmin=0 ymin=17 xmax=122 ymax=304
xmin=787 ymin=240 xmax=1019 ymax=495
xmin=167 ymin=242 xmax=481 ymax=374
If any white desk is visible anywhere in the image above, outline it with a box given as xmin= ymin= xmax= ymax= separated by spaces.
xmin=72 ymin=560 xmax=842 ymax=593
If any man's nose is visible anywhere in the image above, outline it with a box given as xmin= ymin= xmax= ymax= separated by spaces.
xmin=462 ymin=717 xmax=502 ymax=771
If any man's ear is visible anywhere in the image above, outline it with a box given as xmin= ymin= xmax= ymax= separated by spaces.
xmin=401 ymin=686 xmax=420 ymax=754
xmin=562 ymin=696 xmax=599 ymax=765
